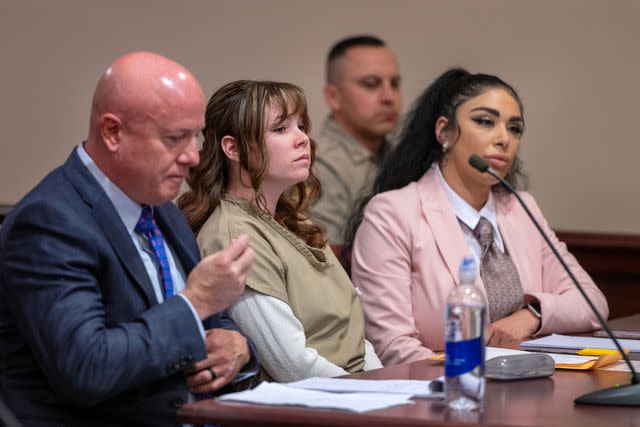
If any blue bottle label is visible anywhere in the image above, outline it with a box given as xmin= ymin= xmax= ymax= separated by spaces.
xmin=445 ymin=337 xmax=483 ymax=377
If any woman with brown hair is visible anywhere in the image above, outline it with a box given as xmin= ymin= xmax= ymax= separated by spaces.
xmin=178 ymin=80 xmax=381 ymax=382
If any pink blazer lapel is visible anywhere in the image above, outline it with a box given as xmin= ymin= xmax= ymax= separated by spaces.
xmin=416 ymin=169 xmax=473 ymax=284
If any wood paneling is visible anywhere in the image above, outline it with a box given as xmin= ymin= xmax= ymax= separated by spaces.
xmin=556 ymin=230 xmax=640 ymax=319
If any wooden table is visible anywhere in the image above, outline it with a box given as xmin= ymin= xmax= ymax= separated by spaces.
xmin=178 ymin=316 xmax=640 ymax=427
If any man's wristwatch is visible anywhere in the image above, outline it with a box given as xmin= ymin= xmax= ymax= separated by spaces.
xmin=526 ymin=302 xmax=542 ymax=319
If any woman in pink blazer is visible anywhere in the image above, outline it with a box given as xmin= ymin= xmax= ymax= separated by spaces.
xmin=347 ymin=68 xmax=609 ymax=366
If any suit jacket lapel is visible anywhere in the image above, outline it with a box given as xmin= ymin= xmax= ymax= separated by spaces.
xmin=63 ymin=150 xmax=158 ymax=306
xmin=417 ymin=168 xmax=478 ymax=286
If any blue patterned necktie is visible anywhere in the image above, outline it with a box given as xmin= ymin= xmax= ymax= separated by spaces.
xmin=135 ymin=206 xmax=174 ymax=299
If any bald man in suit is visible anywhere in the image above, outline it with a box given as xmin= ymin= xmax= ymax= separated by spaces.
xmin=0 ymin=52 xmax=257 ymax=426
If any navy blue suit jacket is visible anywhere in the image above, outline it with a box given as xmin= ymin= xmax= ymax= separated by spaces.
xmin=0 ymin=150 xmax=257 ymax=426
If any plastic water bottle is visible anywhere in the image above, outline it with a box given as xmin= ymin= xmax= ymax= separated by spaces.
xmin=445 ymin=256 xmax=487 ymax=411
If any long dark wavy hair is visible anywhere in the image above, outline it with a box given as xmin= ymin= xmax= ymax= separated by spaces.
xmin=178 ymin=80 xmax=326 ymax=248
xmin=344 ymin=67 xmax=529 ymax=258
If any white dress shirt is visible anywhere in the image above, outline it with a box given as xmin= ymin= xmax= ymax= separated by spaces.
xmin=435 ymin=164 xmax=505 ymax=267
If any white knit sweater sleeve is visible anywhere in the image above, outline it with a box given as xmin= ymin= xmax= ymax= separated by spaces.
xmin=228 ymin=288 xmax=348 ymax=382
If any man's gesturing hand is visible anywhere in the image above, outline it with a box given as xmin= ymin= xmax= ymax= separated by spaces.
xmin=183 ymin=234 xmax=254 ymax=320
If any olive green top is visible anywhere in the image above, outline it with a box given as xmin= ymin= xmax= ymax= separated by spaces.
xmin=197 ymin=193 xmax=366 ymax=375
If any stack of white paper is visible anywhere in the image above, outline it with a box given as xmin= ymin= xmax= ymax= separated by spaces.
xmin=486 ymin=346 xmax=598 ymax=365
xmin=286 ymin=377 xmax=444 ymax=399
xmin=217 ymin=382 xmax=414 ymax=413
xmin=521 ymin=334 xmax=640 ymax=353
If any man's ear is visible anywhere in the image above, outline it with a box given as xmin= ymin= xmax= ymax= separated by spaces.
xmin=101 ymin=113 xmax=123 ymax=153
xmin=324 ymin=84 xmax=341 ymax=113
xmin=221 ymin=135 xmax=240 ymax=162
xmin=435 ymin=116 xmax=450 ymax=146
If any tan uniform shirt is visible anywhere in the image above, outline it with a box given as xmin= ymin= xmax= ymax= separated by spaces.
xmin=310 ymin=118 xmax=386 ymax=245
xmin=197 ymin=194 xmax=366 ymax=378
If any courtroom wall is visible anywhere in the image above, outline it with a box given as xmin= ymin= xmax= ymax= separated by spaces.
xmin=1 ymin=0 xmax=638 ymax=233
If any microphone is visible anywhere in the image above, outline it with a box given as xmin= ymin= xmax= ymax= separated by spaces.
xmin=468 ymin=154 xmax=640 ymax=406
xmin=468 ymin=154 xmax=490 ymax=173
